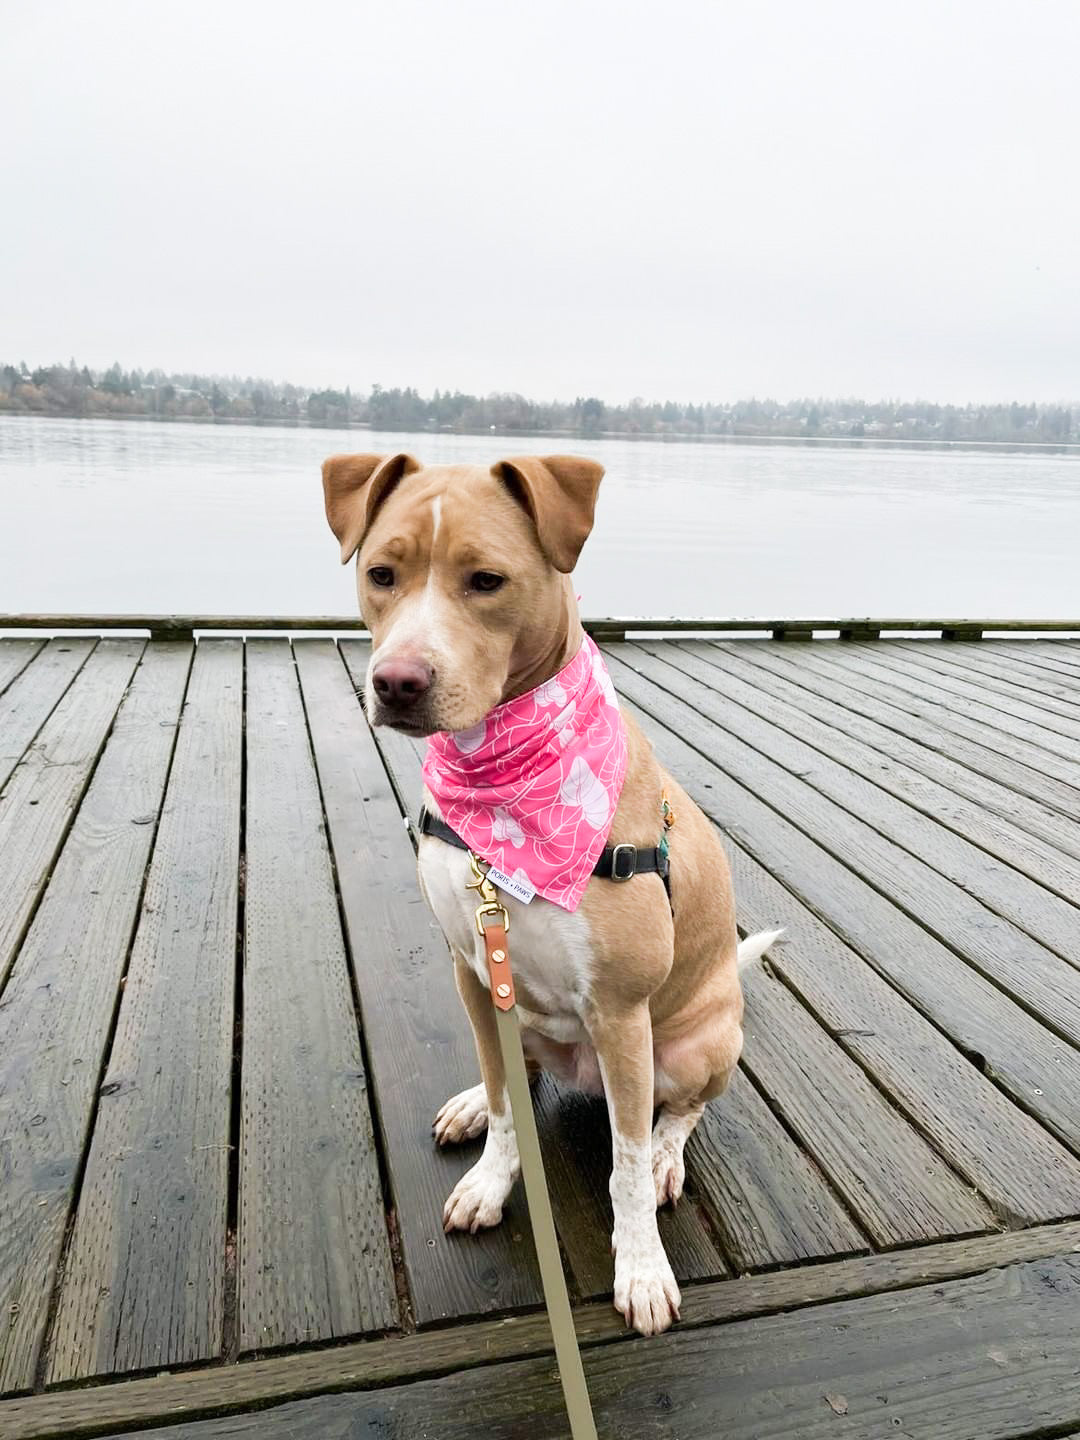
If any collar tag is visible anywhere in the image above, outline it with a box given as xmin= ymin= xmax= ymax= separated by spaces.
xmin=485 ymin=865 xmax=536 ymax=906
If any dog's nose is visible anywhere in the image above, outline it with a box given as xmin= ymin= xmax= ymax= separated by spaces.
xmin=371 ymin=658 xmax=433 ymax=709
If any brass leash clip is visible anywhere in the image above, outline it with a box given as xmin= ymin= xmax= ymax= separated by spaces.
xmin=466 ymin=851 xmax=511 ymax=938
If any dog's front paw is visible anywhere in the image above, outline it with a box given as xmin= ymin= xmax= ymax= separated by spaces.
xmin=442 ymin=1158 xmax=515 ymax=1234
xmin=613 ymin=1246 xmax=681 ymax=1335
xmin=434 ymin=1084 xmax=488 ymax=1145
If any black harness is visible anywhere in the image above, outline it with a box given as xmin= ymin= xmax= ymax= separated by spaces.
xmin=416 ymin=804 xmax=672 ymax=898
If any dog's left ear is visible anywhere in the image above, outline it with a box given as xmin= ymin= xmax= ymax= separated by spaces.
xmin=492 ymin=455 xmax=605 ymax=573
xmin=322 ymin=452 xmax=421 ymax=563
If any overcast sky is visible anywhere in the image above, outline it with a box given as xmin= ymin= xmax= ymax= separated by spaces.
xmin=3 ymin=0 xmax=1078 ymax=404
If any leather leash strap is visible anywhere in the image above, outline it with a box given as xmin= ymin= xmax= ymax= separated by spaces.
xmin=474 ymin=895 xmax=598 ymax=1438
xmin=483 ymin=922 xmax=516 ymax=1011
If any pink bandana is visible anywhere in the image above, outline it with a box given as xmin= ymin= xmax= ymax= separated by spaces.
xmin=422 ymin=634 xmax=627 ymax=911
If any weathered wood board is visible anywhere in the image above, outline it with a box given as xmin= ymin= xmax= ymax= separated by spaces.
xmin=238 ymin=639 xmax=397 ymax=1351
xmin=47 ymin=642 xmax=243 ymax=1382
xmin=88 ymin=1255 xmax=1080 ymax=1440
xmin=0 ymin=643 xmax=191 ymax=1394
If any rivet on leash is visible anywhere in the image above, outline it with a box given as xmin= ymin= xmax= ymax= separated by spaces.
xmin=496 ymin=983 xmax=511 ymax=999
xmin=492 ymin=948 xmax=506 ymax=963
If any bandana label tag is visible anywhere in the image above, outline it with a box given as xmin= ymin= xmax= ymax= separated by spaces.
xmin=486 ymin=865 xmax=536 ymax=906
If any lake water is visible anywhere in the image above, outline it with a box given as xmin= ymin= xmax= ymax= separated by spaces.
xmin=1 ymin=415 xmax=1078 ymax=619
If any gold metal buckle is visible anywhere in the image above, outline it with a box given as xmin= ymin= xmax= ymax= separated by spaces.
xmin=466 ymin=851 xmax=510 ymax=937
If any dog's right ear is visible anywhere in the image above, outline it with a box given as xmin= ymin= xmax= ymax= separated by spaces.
xmin=322 ymin=452 xmax=421 ymax=563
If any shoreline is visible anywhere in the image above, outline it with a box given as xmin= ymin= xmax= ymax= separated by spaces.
xmin=0 ymin=408 xmax=1077 ymax=455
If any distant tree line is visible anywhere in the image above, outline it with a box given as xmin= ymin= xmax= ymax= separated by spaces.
xmin=1 ymin=358 xmax=1074 ymax=444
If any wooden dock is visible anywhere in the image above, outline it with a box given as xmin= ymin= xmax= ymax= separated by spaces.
xmin=1 ymin=627 xmax=1079 ymax=1438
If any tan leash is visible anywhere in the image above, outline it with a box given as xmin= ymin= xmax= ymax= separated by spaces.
xmin=466 ymin=852 xmax=599 ymax=1440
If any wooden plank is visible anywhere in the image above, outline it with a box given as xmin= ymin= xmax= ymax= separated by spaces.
xmin=811 ymin=641 xmax=1080 ymax=800
xmin=602 ymin=648 xmax=1080 ymax=1156
xmin=366 ymin=674 xmax=841 ymax=1279
xmin=889 ymin=640 xmax=1080 ymax=738
xmin=680 ymin=639 xmax=1080 ymax=906
xmin=0 ymin=644 xmax=191 ymax=1397
xmin=0 ymin=616 xmax=375 ymax=637
xmin=639 ymin=643 xmax=1080 ymax=1040
xmin=83 ymin=1255 xmax=1080 ymax=1440
xmin=0 ymin=640 xmax=145 ymax=986
xmin=727 ymin=637 xmax=1080 ymax=818
xmin=976 ymin=650 xmax=1080 ymax=698
xmin=5 ymin=613 xmax=1079 ymax=635
xmin=0 ymin=639 xmax=43 ymax=697
xmin=47 ymin=642 xmax=243 ymax=1383
xmin=700 ymin=639 xmax=1080 ymax=893
xmin=0 ymin=638 xmax=95 ymax=791
xmin=740 ymin=973 xmax=992 ymax=1243
xmin=8 ymin=1219 xmax=1080 ymax=1440
xmin=991 ymin=640 xmax=1080 ymax=682
xmin=905 ymin=640 xmax=1080 ymax=703
xmin=239 ymin=640 xmax=396 ymax=1352
xmin=638 ymin=640 xmax=1080 ymax=964
xmin=686 ymin=1069 xmax=866 ymax=1270
xmin=817 ymin=642 xmax=1080 ymax=773
xmin=296 ymin=639 xmax=543 ymax=1324
xmin=724 ymin=831 xmax=1080 ymax=1226
xmin=708 ymin=639 xmax=1080 ymax=865
xmin=624 ymin=643 xmax=1080 ymax=1027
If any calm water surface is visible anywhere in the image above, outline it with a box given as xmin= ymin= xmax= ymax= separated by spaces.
xmin=1 ymin=416 xmax=1078 ymax=618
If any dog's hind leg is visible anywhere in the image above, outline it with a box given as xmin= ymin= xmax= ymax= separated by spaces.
xmin=650 ymin=1057 xmax=737 ymax=1208
xmin=650 ymin=1100 xmax=705 ymax=1208
xmin=651 ymin=1008 xmax=745 ymax=1207
xmin=441 ymin=952 xmax=520 ymax=1233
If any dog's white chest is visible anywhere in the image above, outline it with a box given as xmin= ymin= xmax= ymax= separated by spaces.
xmin=417 ymin=834 xmax=593 ymax=1038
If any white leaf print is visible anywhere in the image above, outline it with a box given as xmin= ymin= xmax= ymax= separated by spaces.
xmin=592 ymin=653 xmax=618 ymax=708
xmin=452 ymin=720 xmax=487 ymax=754
xmin=492 ymin=805 xmax=526 ymax=848
xmin=553 ymin=700 xmax=577 ymax=747
xmin=535 ymin=676 xmax=567 ymax=708
xmin=559 ymin=755 xmax=610 ymax=828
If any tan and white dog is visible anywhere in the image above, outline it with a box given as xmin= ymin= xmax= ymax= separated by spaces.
xmin=322 ymin=451 xmax=778 ymax=1336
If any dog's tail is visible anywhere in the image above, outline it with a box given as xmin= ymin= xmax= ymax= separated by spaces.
xmin=737 ymin=928 xmax=784 ymax=971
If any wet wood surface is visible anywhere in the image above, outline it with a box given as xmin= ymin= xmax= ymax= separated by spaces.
xmin=1 ymin=633 xmax=1079 ymax=1439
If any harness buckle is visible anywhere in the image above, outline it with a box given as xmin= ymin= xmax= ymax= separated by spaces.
xmin=610 ymin=842 xmax=637 ymax=882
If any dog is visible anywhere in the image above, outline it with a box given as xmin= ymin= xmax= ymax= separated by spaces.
xmin=322 ymin=451 xmax=778 ymax=1336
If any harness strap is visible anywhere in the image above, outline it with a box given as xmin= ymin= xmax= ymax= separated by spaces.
xmin=417 ymin=804 xmax=671 ymax=894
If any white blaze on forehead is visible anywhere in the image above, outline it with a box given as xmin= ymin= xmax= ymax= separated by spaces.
xmin=369 ymin=497 xmax=456 ymax=666
xmin=368 ymin=559 xmax=457 ymax=701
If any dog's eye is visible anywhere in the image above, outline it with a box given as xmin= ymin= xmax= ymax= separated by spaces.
xmin=469 ymin=571 xmax=505 ymax=593
xmin=368 ymin=566 xmax=395 ymax=588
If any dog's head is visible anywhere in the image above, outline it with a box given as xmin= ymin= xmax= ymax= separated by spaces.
xmin=322 ymin=453 xmax=605 ymax=733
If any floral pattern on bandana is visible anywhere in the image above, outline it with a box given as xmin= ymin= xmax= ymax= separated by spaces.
xmin=423 ymin=633 xmax=627 ymax=911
